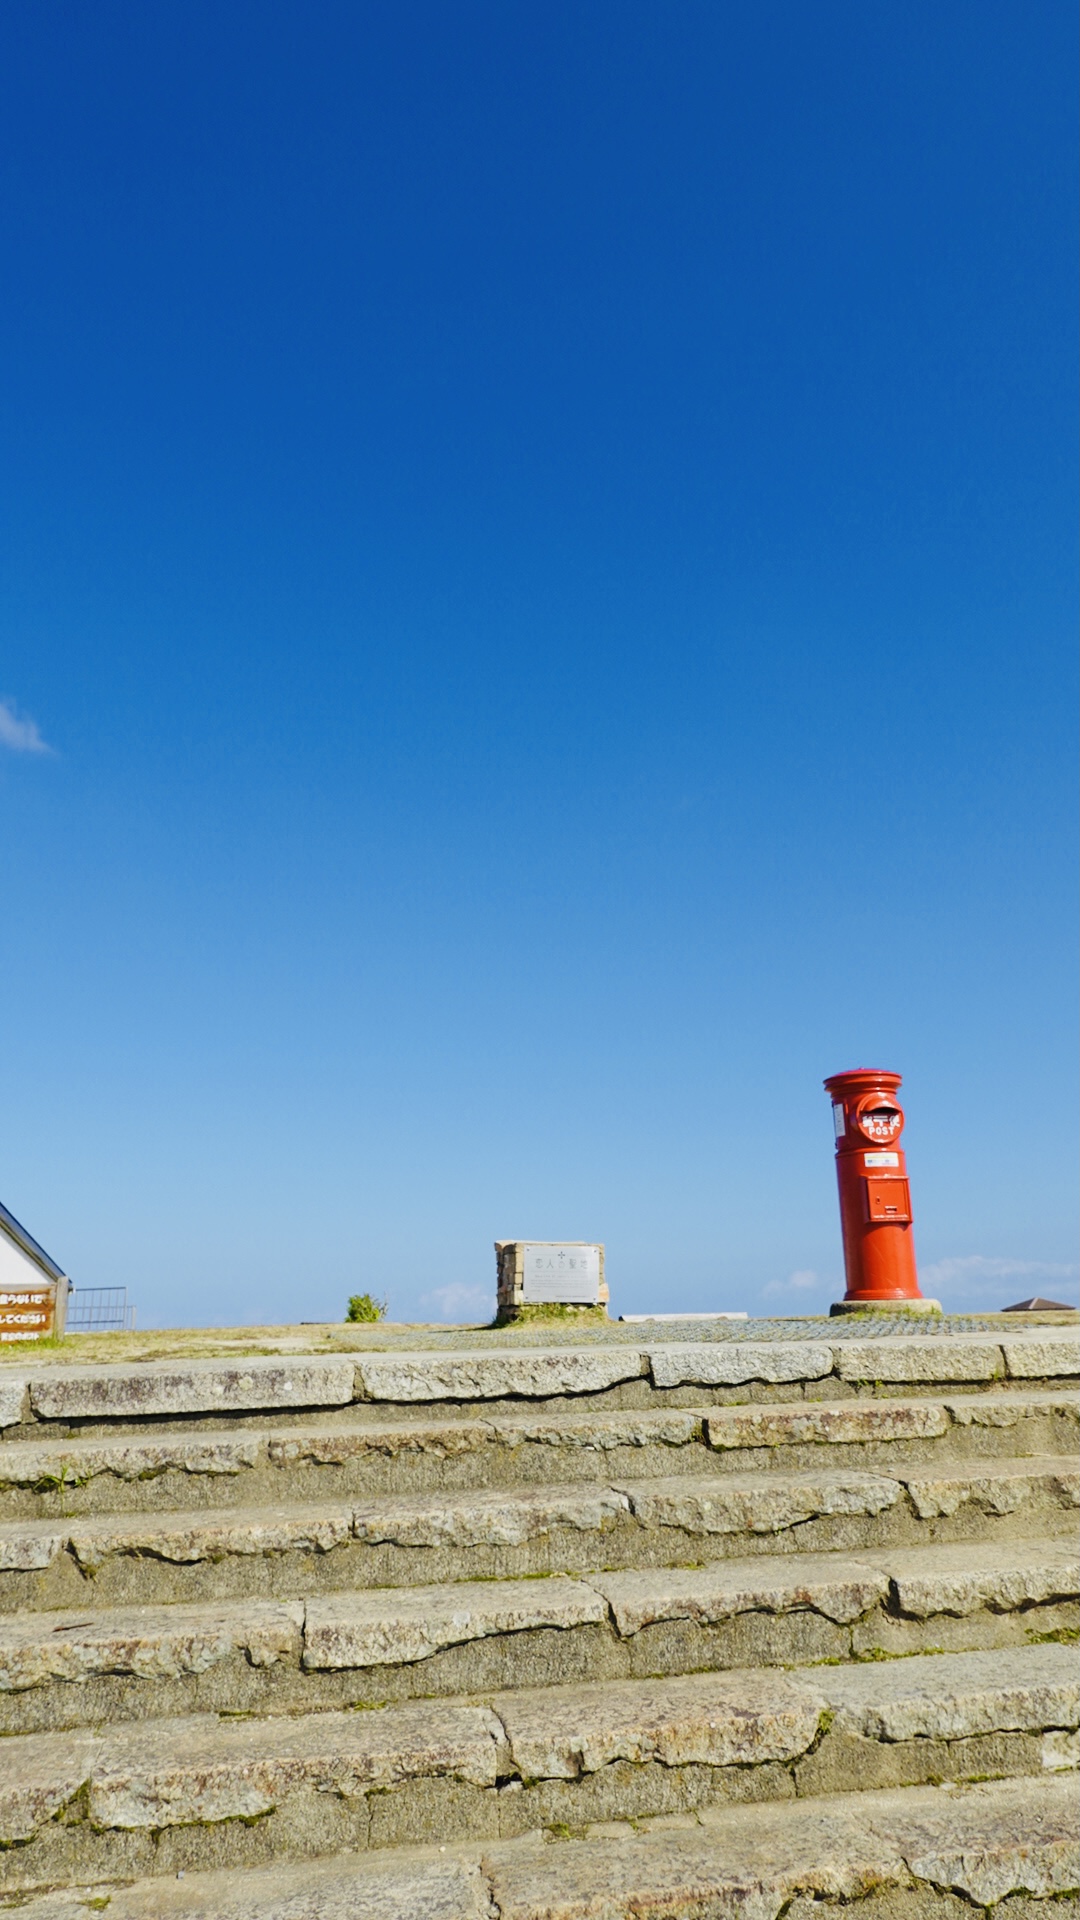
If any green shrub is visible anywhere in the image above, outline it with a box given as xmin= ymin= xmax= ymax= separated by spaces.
xmin=345 ymin=1293 xmax=387 ymax=1323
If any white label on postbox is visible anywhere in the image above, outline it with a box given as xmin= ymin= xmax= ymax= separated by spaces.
xmin=832 ymin=1104 xmax=846 ymax=1140
xmin=864 ymin=1151 xmax=900 ymax=1167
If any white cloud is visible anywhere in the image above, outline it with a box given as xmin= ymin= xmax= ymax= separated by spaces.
xmin=0 ymin=697 xmax=51 ymax=754
xmin=920 ymin=1255 xmax=1077 ymax=1305
xmin=763 ymin=1268 xmax=825 ymax=1297
xmin=758 ymin=1254 xmax=1078 ymax=1312
xmin=419 ymin=1282 xmax=495 ymax=1323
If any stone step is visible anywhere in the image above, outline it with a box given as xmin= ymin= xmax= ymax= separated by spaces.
xmin=1 ymin=1534 xmax=1074 ymax=1735
xmin=8 ymin=1771 xmax=1076 ymax=1919
xmin=587 ymin=1535 xmax=1080 ymax=1667
xmin=3 ymin=1331 xmax=1076 ymax=1437
xmin=7 ymin=1324 xmax=1074 ymax=1913
xmin=1 ymin=1453 xmax=1075 ymax=1613
xmin=1 ymin=1390 xmax=1074 ymax=1518
xmin=483 ymin=1775 xmax=1080 ymax=1920
xmin=0 ymin=1645 xmax=1073 ymax=1892
xmin=705 ymin=1387 xmax=1077 ymax=1459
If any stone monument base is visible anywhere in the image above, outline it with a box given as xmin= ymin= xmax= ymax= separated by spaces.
xmin=495 ymin=1240 xmax=608 ymax=1323
xmin=492 ymin=1300 xmax=610 ymax=1328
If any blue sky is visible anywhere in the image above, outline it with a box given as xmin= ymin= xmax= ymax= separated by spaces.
xmin=1 ymin=1 xmax=1076 ymax=1326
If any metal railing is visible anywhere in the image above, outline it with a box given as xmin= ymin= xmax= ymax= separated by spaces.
xmin=66 ymin=1288 xmax=137 ymax=1333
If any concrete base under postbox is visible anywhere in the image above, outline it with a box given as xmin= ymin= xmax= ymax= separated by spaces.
xmin=830 ymin=1297 xmax=942 ymax=1315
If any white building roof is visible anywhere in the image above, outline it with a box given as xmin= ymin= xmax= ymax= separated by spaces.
xmin=0 ymin=1201 xmax=67 ymax=1282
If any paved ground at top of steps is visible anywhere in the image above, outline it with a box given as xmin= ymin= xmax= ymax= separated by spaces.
xmin=8 ymin=1309 xmax=1076 ymax=1371
xmin=5 ymin=1774 xmax=1076 ymax=1918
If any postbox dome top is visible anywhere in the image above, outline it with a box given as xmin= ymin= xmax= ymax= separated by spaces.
xmin=823 ymin=1068 xmax=902 ymax=1098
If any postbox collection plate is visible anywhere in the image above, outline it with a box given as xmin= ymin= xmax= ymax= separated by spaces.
xmin=864 ymin=1176 xmax=912 ymax=1224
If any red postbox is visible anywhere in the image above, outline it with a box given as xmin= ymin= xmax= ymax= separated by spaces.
xmin=824 ymin=1068 xmax=933 ymax=1309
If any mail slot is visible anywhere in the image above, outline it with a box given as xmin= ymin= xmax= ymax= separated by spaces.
xmin=865 ymin=1176 xmax=911 ymax=1224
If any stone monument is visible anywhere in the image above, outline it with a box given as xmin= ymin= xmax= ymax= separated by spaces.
xmin=495 ymin=1240 xmax=608 ymax=1323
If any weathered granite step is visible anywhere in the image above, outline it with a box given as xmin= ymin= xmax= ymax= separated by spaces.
xmin=481 ymin=1645 xmax=1078 ymax=1815
xmin=589 ymin=1535 xmax=1080 ymax=1671
xmin=484 ymin=1775 xmax=1080 ymax=1920
xmin=0 ymin=1697 xmax=502 ymax=1891
xmin=1 ymin=1536 xmax=1074 ymax=1734
xmin=0 ymin=1645 xmax=1073 ymax=1890
xmin=8 ymin=1772 xmax=1076 ymax=1919
xmin=1 ymin=1390 xmax=1074 ymax=1517
xmin=0 ymin=1485 xmax=625 ymax=1611
xmin=3 ymin=1333 xmax=1076 ymax=1437
xmin=705 ymin=1388 xmax=1077 ymax=1463
xmin=1 ymin=1454 xmax=1076 ymax=1612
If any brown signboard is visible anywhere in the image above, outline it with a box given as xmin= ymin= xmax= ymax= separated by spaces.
xmin=0 ymin=1282 xmax=67 ymax=1341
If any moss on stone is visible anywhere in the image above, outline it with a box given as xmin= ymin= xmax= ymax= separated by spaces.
xmin=492 ymin=1303 xmax=610 ymax=1328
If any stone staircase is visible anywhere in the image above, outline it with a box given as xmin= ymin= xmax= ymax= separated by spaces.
xmin=0 ymin=1319 xmax=1076 ymax=1918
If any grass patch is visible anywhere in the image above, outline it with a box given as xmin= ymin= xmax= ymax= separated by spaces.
xmin=493 ymin=1304 xmax=609 ymax=1327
